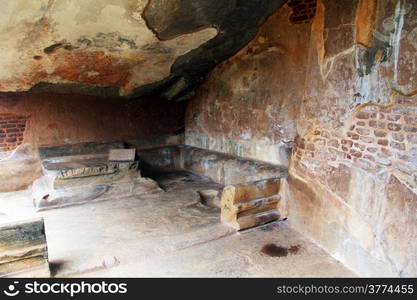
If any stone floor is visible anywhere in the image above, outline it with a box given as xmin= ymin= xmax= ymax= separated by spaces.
xmin=0 ymin=171 xmax=356 ymax=277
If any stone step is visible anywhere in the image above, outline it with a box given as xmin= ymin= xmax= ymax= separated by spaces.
xmin=225 ymin=210 xmax=280 ymax=231
xmin=0 ymin=218 xmax=50 ymax=278
xmin=221 ymin=178 xmax=281 ymax=204
xmin=42 ymin=155 xmax=139 ymax=180
xmin=32 ymin=175 xmax=162 ymax=211
xmin=220 ymin=179 xmax=283 ymax=231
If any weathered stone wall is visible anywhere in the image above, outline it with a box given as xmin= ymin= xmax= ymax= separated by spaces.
xmin=0 ymin=92 xmax=186 ymax=191
xmin=0 ymin=114 xmax=29 ymax=153
xmin=186 ymin=3 xmax=312 ymax=166
xmin=186 ymin=0 xmax=417 ymax=277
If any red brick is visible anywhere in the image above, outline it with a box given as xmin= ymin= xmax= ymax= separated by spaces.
xmin=314 ymin=138 xmax=326 ymax=146
xmin=0 ymin=124 xmax=16 ymax=129
xmin=328 ymin=139 xmax=339 ymax=148
xmin=377 ymin=139 xmax=388 ymax=146
xmin=349 ymin=149 xmax=362 ymax=158
xmin=387 ymin=123 xmax=401 ymax=131
xmin=404 ymin=116 xmax=417 ymax=124
xmin=377 ymin=113 xmax=385 ymax=120
xmin=305 ymin=152 xmax=315 ymax=158
xmin=363 ymin=154 xmax=375 ymax=162
xmin=306 ymin=143 xmax=315 ymax=151
xmin=328 ymin=148 xmax=347 ymax=160
xmin=356 ymin=128 xmax=370 ymax=136
xmin=396 ymin=153 xmax=410 ymax=161
xmin=356 ymin=111 xmax=370 ymax=119
xmin=347 ymin=132 xmax=359 ymax=140
xmin=381 ymin=148 xmax=392 ymax=156
xmin=387 ymin=114 xmax=401 ymax=122
xmin=404 ymin=126 xmax=417 ymax=133
xmin=371 ymin=112 xmax=386 ymax=119
xmin=392 ymin=132 xmax=404 ymax=142
xmin=407 ymin=134 xmax=417 ymax=144
xmin=374 ymin=130 xmax=387 ymax=137
xmin=321 ymin=130 xmax=330 ymax=138
xmin=353 ymin=143 xmax=366 ymax=151
xmin=341 ymin=139 xmax=353 ymax=147
xmin=390 ymin=141 xmax=405 ymax=151
xmin=375 ymin=154 xmax=392 ymax=166
xmin=369 ymin=120 xmax=385 ymax=129
xmin=360 ymin=136 xmax=374 ymax=143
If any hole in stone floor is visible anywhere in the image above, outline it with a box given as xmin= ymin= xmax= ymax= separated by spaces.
xmin=261 ymin=243 xmax=301 ymax=257
xmin=198 ymin=189 xmax=221 ymax=208
xmin=49 ymin=260 xmax=68 ymax=277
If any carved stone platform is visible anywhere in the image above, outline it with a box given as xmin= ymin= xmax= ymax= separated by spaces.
xmin=137 ymin=145 xmax=288 ymax=230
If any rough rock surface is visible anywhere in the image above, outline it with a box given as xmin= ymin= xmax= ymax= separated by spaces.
xmin=0 ymin=172 xmax=355 ymax=277
xmin=0 ymin=144 xmax=42 ymax=193
xmin=0 ymin=0 xmax=286 ymax=100
xmin=185 ymin=0 xmax=417 ymax=277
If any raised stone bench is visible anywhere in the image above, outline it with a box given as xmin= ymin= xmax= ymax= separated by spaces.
xmin=138 ymin=145 xmax=288 ymax=230
xmin=32 ymin=142 xmax=161 ymax=211
xmin=0 ymin=218 xmax=50 ymax=278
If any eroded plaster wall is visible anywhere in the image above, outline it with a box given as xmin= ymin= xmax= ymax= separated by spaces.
xmin=0 ymin=92 xmax=185 ymax=191
xmin=185 ymin=0 xmax=417 ymax=277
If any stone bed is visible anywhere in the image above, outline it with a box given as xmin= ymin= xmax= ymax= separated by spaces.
xmin=31 ymin=141 xmax=288 ymax=230
xmin=32 ymin=142 xmax=161 ymax=211
xmin=138 ymin=145 xmax=288 ymax=230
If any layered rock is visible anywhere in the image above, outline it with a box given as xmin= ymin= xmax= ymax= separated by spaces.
xmin=0 ymin=0 xmax=286 ymax=100
xmin=0 ymin=218 xmax=50 ymax=278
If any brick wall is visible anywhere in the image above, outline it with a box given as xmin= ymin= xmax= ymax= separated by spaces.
xmin=0 ymin=114 xmax=29 ymax=153
xmin=294 ymin=104 xmax=417 ymax=186
xmin=287 ymin=0 xmax=317 ymax=24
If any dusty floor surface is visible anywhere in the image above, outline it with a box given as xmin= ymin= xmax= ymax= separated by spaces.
xmin=0 ymin=171 xmax=356 ymax=277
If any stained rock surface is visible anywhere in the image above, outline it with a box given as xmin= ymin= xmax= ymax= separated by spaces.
xmin=0 ymin=0 xmax=285 ymax=100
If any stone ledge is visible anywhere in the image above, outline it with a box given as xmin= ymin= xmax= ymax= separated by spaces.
xmin=0 ymin=218 xmax=50 ymax=278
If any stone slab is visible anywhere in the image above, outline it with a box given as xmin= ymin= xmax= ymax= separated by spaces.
xmin=39 ymin=141 xmax=125 ymax=160
xmin=108 ymin=149 xmax=136 ymax=162
xmin=0 ymin=218 xmax=50 ymax=278
xmin=32 ymin=173 xmax=162 ymax=211
xmin=41 ymin=155 xmax=139 ymax=180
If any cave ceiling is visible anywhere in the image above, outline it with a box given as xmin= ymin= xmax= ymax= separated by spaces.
xmin=0 ymin=0 xmax=286 ymax=100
